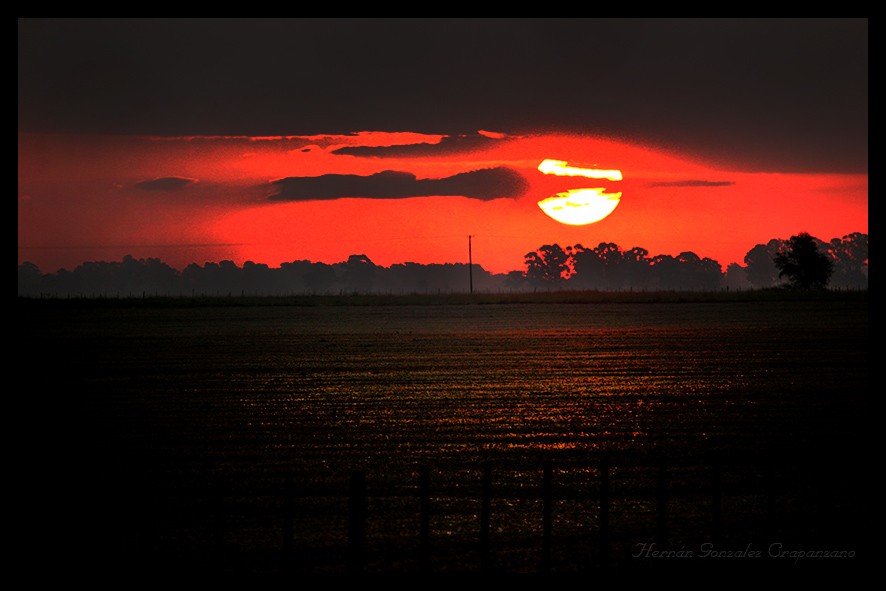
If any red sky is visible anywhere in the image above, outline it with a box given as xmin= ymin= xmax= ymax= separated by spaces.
xmin=17 ymin=21 xmax=868 ymax=276
xmin=18 ymin=130 xmax=867 ymax=275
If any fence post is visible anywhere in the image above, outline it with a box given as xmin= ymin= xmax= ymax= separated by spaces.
xmin=711 ymin=460 xmax=722 ymax=544
xmin=656 ymin=462 xmax=667 ymax=549
xmin=599 ymin=457 xmax=609 ymax=566
xmin=542 ymin=461 xmax=552 ymax=572
xmin=480 ymin=464 xmax=492 ymax=571
xmin=281 ymin=475 xmax=294 ymax=570
xmin=210 ymin=479 xmax=226 ymax=565
xmin=420 ymin=466 xmax=431 ymax=572
xmin=348 ymin=470 xmax=367 ymax=573
xmin=766 ymin=458 xmax=776 ymax=539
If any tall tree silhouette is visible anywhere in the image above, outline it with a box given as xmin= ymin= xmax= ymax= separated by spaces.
xmin=675 ymin=251 xmax=724 ymax=291
xmin=649 ymin=254 xmax=681 ymax=290
xmin=525 ymin=244 xmax=571 ymax=288
xmin=744 ymin=239 xmax=787 ymax=288
xmin=621 ymin=246 xmax=652 ymax=290
xmin=18 ymin=261 xmax=43 ymax=295
xmin=570 ymin=244 xmax=607 ymax=289
xmin=826 ymin=232 xmax=868 ymax=289
xmin=773 ymin=233 xmax=834 ymax=290
xmin=340 ymin=254 xmax=377 ymax=293
xmin=723 ymin=262 xmax=751 ymax=290
xmin=593 ymin=242 xmax=625 ymax=289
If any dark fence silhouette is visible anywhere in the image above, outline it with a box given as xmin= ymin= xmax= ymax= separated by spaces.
xmin=108 ymin=452 xmax=862 ymax=574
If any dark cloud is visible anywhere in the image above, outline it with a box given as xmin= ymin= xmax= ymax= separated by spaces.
xmin=268 ymin=167 xmax=528 ymax=201
xmin=17 ymin=19 xmax=867 ymax=173
xmin=135 ymin=177 xmax=197 ymax=191
xmin=648 ymin=180 xmax=735 ymax=188
xmin=332 ymin=133 xmax=511 ymax=158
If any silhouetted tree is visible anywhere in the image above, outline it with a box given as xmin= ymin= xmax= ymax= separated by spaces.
xmin=503 ymin=270 xmax=529 ymax=291
xmin=340 ymin=254 xmax=377 ymax=293
xmin=382 ymin=262 xmax=479 ymax=294
xmin=278 ymin=260 xmax=314 ymax=293
xmin=525 ymin=244 xmax=571 ymax=289
xmin=187 ymin=260 xmax=242 ymax=295
xmin=568 ymin=243 xmax=654 ymax=291
xmin=241 ymin=260 xmax=276 ymax=295
xmin=826 ymin=232 xmax=868 ymax=289
xmin=18 ymin=262 xmax=43 ymax=296
xmin=303 ymin=262 xmax=336 ymax=294
xmin=647 ymin=252 xmax=711 ymax=290
xmin=649 ymin=254 xmax=681 ymax=290
xmin=621 ymin=246 xmax=652 ymax=290
xmin=18 ymin=232 xmax=863 ymax=297
xmin=744 ymin=239 xmax=787 ymax=288
xmin=594 ymin=242 xmax=625 ymax=289
xmin=570 ymin=244 xmax=607 ymax=289
xmin=774 ymin=233 xmax=833 ymax=290
xmin=385 ymin=262 xmax=429 ymax=293
xmin=674 ymin=251 xmax=724 ymax=291
xmin=118 ymin=255 xmax=180 ymax=295
xmin=723 ymin=263 xmax=751 ymax=291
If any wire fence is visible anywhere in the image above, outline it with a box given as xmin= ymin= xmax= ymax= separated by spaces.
xmin=100 ymin=451 xmax=861 ymax=574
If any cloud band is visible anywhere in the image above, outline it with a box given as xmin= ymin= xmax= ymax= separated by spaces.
xmin=268 ymin=167 xmax=529 ymax=201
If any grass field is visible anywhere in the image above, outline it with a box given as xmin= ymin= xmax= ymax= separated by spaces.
xmin=19 ymin=290 xmax=870 ymax=575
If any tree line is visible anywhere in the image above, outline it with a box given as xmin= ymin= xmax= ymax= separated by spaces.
xmin=517 ymin=232 xmax=866 ymax=292
xmin=17 ymin=232 xmax=867 ymax=298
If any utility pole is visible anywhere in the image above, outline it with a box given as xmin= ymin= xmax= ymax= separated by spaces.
xmin=468 ymin=235 xmax=473 ymax=294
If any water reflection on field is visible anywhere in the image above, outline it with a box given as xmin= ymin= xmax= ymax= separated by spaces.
xmin=27 ymin=298 xmax=869 ymax=573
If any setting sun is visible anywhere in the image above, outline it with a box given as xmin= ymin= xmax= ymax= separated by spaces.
xmin=537 ymin=188 xmax=622 ymax=225
xmin=536 ymin=159 xmax=623 ymax=226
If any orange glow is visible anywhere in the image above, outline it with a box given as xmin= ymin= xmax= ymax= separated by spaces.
xmin=18 ymin=131 xmax=868 ymax=275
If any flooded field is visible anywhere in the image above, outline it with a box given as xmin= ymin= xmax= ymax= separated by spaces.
xmin=22 ymin=295 xmax=870 ymax=574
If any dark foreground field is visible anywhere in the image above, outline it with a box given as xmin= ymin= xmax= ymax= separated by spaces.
xmin=19 ymin=291 xmax=870 ymax=576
